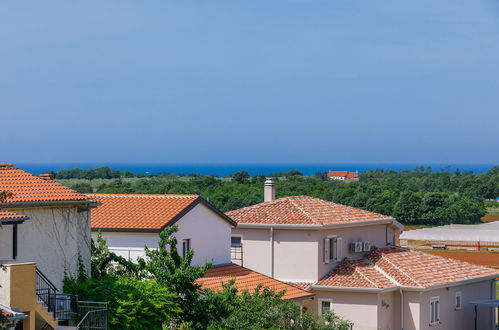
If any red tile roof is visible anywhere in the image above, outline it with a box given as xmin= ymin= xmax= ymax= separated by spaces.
xmin=346 ymin=172 xmax=358 ymax=180
xmin=226 ymin=196 xmax=392 ymax=226
xmin=317 ymin=247 xmax=499 ymax=289
xmin=327 ymin=171 xmax=349 ymax=177
xmin=285 ymin=282 xmax=314 ymax=291
xmin=0 ymin=163 xmax=89 ymax=204
xmin=0 ymin=210 xmax=28 ymax=223
xmin=87 ymin=194 xmax=235 ymax=231
xmin=197 ymin=264 xmax=312 ymax=300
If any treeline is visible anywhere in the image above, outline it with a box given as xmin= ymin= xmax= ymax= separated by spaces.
xmin=62 ymin=166 xmax=499 ymax=226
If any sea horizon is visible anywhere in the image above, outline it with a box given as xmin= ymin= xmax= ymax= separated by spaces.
xmin=11 ymin=163 xmax=496 ymax=177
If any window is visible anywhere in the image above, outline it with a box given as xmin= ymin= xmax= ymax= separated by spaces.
xmin=430 ymin=296 xmax=440 ymax=325
xmin=231 ymin=236 xmax=242 ymax=248
xmin=455 ymin=292 xmax=462 ymax=310
xmin=324 ymin=236 xmax=342 ymax=263
xmin=319 ymin=299 xmax=333 ymax=316
xmin=182 ymin=239 xmax=191 ymax=258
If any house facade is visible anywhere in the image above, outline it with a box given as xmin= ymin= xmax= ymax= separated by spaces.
xmin=0 ymin=163 xmax=105 ymax=330
xmin=88 ymin=193 xmax=312 ymax=302
xmin=227 ymin=181 xmax=499 ymax=330
xmin=0 ymin=164 xmax=93 ymax=290
xmin=328 ymin=171 xmax=359 ymax=181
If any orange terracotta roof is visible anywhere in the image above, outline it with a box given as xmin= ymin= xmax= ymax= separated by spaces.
xmin=284 ymin=282 xmax=314 ymax=291
xmin=226 ymin=196 xmax=392 ymax=226
xmin=0 ymin=163 xmax=88 ymax=204
xmin=327 ymin=171 xmax=349 ymax=177
xmin=0 ymin=210 xmax=28 ymax=223
xmin=87 ymin=194 xmax=235 ymax=231
xmin=317 ymin=247 xmax=499 ymax=289
xmin=197 ymin=264 xmax=312 ymax=300
xmin=346 ymin=172 xmax=358 ymax=179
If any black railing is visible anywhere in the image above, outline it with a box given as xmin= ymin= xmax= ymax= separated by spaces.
xmin=35 ymin=267 xmax=108 ymax=329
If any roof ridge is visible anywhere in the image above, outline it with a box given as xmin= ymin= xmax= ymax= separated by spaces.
xmin=346 ymin=258 xmax=381 ymax=288
xmin=364 ymin=256 xmax=400 ymax=287
xmin=371 ymin=248 xmax=422 ymax=287
xmin=287 ymin=197 xmax=318 ymax=225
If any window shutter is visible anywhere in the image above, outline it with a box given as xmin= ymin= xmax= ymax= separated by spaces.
xmin=324 ymin=238 xmax=330 ymax=263
xmin=336 ymin=237 xmax=342 ymax=261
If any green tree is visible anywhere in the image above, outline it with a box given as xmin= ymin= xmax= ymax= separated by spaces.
xmin=141 ymin=225 xmax=212 ymax=328
xmin=231 ymin=170 xmax=250 ymax=184
xmin=63 ymin=276 xmax=180 ymax=330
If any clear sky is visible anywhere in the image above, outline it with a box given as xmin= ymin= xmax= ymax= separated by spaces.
xmin=1 ymin=0 xmax=499 ymax=164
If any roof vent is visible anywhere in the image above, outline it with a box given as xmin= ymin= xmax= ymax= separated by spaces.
xmin=39 ymin=173 xmax=55 ymax=180
xmin=264 ymin=178 xmax=275 ymax=202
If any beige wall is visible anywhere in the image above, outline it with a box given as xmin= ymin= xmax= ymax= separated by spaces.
xmin=273 ymin=230 xmax=319 ymax=282
xmin=311 ymin=290 xmax=378 ymax=330
xmin=318 ymin=224 xmax=396 ymax=279
xmin=234 ymin=223 xmax=396 ymax=282
xmin=0 ymin=206 xmax=91 ymax=290
xmin=231 ymin=228 xmax=272 ymax=276
xmin=95 ymin=203 xmax=233 ymax=266
xmin=416 ymin=280 xmax=495 ymax=330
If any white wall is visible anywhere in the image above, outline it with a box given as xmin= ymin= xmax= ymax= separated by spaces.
xmin=94 ymin=203 xmax=232 ymax=266
xmin=0 ymin=206 xmax=91 ymax=291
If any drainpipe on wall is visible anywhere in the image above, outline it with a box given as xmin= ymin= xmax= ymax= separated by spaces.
xmin=491 ymin=279 xmax=497 ymax=329
xmin=399 ymin=287 xmax=404 ymax=330
xmin=270 ymin=226 xmax=274 ymax=278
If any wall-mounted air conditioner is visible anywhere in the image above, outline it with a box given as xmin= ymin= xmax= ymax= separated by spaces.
xmin=363 ymin=241 xmax=372 ymax=252
xmin=350 ymin=242 xmax=363 ymax=253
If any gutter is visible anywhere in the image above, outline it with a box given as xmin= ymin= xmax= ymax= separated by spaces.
xmin=310 ymin=285 xmax=398 ymax=293
xmin=236 ymin=218 xmax=401 ymax=230
xmin=2 ymin=200 xmax=98 ymax=209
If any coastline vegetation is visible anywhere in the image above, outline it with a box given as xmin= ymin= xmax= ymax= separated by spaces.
xmin=56 ymin=166 xmax=499 ymax=226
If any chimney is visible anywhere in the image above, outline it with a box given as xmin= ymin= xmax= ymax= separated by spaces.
xmin=39 ymin=173 xmax=55 ymax=181
xmin=264 ymin=178 xmax=275 ymax=202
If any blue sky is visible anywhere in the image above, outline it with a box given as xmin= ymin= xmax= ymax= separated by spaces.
xmin=1 ymin=0 xmax=499 ymax=164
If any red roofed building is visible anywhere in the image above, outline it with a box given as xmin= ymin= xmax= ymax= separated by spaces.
xmin=227 ymin=180 xmax=499 ymax=330
xmin=0 ymin=163 xmax=105 ymax=330
xmin=328 ymin=170 xmax=359 ymax=181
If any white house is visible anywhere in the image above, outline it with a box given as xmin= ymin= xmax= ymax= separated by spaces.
xmin=0 ymin=164 xmax=93 ymax=289
xmin=0 ymin=163 xmax=101 ymax=330
xmin=87 ymin=193 xmax=312 ymax=302
xmin=227 ymin=179 xmax=499 ymax=330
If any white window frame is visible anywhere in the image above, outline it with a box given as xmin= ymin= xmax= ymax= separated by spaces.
xmin=231 ymin=235 xmax=243 ymax=248
xmin=318 ymin=299 xmax=333 ymax=316
xmin=455 ymin=291 xmax=462 ymax=310
xmin=430 ymin=296 xmax=440 ymax=326
xmin=182 ymin=239 xmax=191 ymax=258
xmin=324 ymin=236 xmax=342 ymax=263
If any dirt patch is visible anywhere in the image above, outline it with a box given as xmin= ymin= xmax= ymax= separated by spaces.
xmin=421 ymin=250 xmax=499 ymax=267
xmin=481 ymin=214 xmax=499 ymax=222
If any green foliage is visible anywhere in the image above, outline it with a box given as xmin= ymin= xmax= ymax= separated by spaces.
xmin=63 ymin=276 xmax=180 ymax=330
xmin=202 ymin=281 xmax=352 ymax=329
xmin=141 ymin=225 xmax=212 ymax=328
xmin=58 ymin=167 xmax=499 ymax=225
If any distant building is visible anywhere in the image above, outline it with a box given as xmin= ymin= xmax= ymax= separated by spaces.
xmin=327 ymin=170 xmax=359 ymax=181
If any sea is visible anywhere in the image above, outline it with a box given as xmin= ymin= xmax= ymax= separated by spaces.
xmin=13 ymin=163 xmax=496 ymax=177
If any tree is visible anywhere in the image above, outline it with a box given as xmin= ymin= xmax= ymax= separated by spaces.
xmin=63 ymin=276 xmax=180 ymax=330
xmin=230 ymin=170 xmax=250 ymax=184
xmin=202 ymin=281 xmax=353 ymax=329
xmin=141 ymin=225 xmax=212 ymax=328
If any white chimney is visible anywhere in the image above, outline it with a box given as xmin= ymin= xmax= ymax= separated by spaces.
xmin=264 ymin=178 xmax=275 ymax=202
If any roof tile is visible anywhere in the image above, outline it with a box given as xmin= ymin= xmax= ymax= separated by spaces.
xmin=227 ymin=196 xmax=391 ymax=226
xmin=87 ymin=194 xmax=200 ymax=230
xmin=0 ymin=164 xmax=88 ymax=204
xmin=197 ymin=264 xmax=312 ymax=300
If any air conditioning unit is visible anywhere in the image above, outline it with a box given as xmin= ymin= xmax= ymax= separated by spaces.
xmin=363 ymin=241 xmax=372 ymax=252
xmin=350 ymin=242 xmax=363 ymax=253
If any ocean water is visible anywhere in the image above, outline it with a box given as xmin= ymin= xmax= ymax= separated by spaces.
xmin=13 ymin=163 xmax=496 ymax=177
